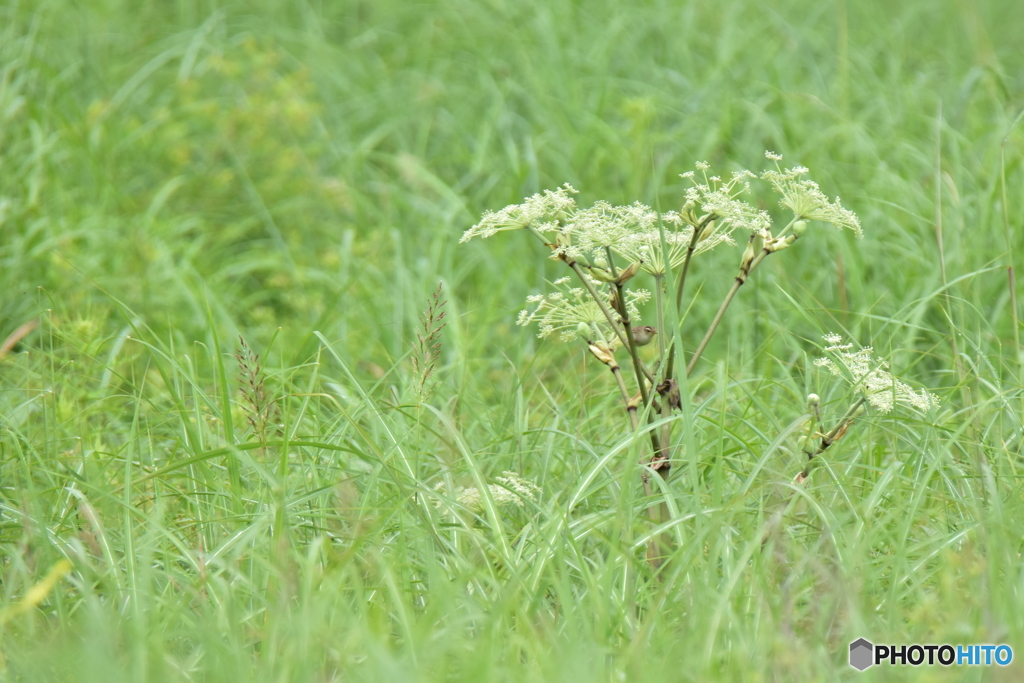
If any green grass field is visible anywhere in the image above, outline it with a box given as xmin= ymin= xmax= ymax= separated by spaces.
xmin=2 ymin=0 xmax=1024 ymax=679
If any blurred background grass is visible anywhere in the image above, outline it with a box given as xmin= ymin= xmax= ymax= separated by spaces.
xmin=2 ymin=0 xmax=1024 ymax=680
xmin=4 ymin=0 xmax=1021 ymax=363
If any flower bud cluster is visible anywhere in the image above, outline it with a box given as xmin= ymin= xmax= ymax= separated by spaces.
xmin=517 ymin=280 xmax=650 ymax=341
xmin=814 ymin=334 xmax=939 ymax=413
xmin=434 ymin=471 xmax=541 ymax=512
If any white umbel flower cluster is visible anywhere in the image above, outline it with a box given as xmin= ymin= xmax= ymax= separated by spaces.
xmin=813 ymin=333 xmax=939 ymax=413
xmin=434 ymin=471 xmax=541 ymax=512
xmin=681 ymin=165 xmax=772 ymax=237
xmin=463 ymin=154 xmax=861 ymax=251
xmin=569 ymin=200 xmax=658 ymax=251
xmin=517 ymin=282 xmax=650 ymax=341
xmin=460 ymin=184 xmax=578 ymax=242
xmin=564 ymin=200 xmax=736 ymax=272
xmin=461 ymin=187 xmax=738 ymax=274
xmin=761 ymin=163 xmax=862 ymax=236
xmin=610 ymin=218 xmax=733 ymax=274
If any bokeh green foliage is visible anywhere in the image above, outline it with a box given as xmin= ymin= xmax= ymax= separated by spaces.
xmin=2 ymin=0 xmax=1024 ymax=680
xmin=3 ymin=0 xmax=1023 ymax=366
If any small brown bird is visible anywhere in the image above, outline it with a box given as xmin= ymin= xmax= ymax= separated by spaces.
xmin=631 ymin=326 xmax=657 ymax=347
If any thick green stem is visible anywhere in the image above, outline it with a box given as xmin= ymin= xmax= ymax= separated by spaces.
xmin=683 ymin=219 xmax=801 ymax=376
xmin=619 ymin=292 xmax=651 ymax=404
xmin=569 ymin=261 xmax=656 ymax=385
xmin=665 ymin=216 xmax=713 ymax=379
xmin=611 ymin=363 xmax=639 ymax=432
xmin=685 ymin=244 xmax=778 ymax=376
xmin=607 ymin=247 xmax=651 ymax=407
xmin=686 ymin=277 xmax=743 ymax=377
xmin=527 ymin=227 xmax=653 ymax=384
xmin=797 ymin=396 xmax=867 ymax=482
xmin=674 ymin=215 xmax=714 ymax=312
xmin=640 ymin=275 xmax=673 ymax=571
xmin=654 ymin=275 xmax=672 ymax=455
xmin=654 ymin=275 xmax=668 ymax=375
xmin=575 ymin=247 xmax=661 ymax=455
xmin=586 ymin=324 xmax=640 ymax=433
xmin=569 ymin=262 xmax=629 ymax=347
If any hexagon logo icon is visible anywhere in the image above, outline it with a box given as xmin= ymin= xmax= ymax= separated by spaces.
xmin=849 ymin=638 xmax=874 ymax=671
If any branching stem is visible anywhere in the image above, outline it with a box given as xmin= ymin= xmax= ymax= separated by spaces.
xmin=664 ymin=215 xmax=712 ymax=379
xmin=610 ymin=362 xmax=639 ymax=432
xmin=568 ymin=261 xmax=657 ymax=385
xmin=796 ymin=396 xmax=867 ymax=483
xmin=607 ymin=247 xmax=651 ymax=407
xmin=674 ymin=215 xmax=715 ymax=311
xmin=653 ymin=274 xmax=672 ymax=458
xmin=685 ymin=219 xmax=799 ymax=376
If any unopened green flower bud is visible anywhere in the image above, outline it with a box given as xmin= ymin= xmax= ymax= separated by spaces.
xmin=767 ymin=234 xmax=799 ymax=253
xmin=696 ymin=219 xmax=716 ymax=242
xmin=739 ymin=240 xmax=756 ymax=274
xmin=793 ymin=220 xmax=808 ymax=237
xmin=615 ymin=261 xmax=642 ymax=285
xmin=587 ymin=341 xmax=616 ymax=365
xmin=576 ymin=322 xmax=592 ymax=340
xmin=807 ymin=393 xmax=820 ymax=408
xmin=587 ymin=267 xmax=618 ymax=282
